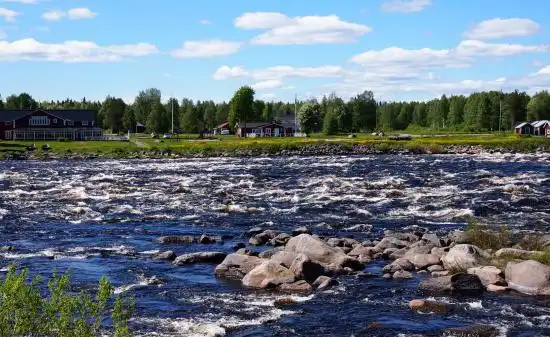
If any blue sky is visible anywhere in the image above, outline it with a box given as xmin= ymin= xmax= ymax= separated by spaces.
xmin=1 ymin=0 xmax=550 ymax=103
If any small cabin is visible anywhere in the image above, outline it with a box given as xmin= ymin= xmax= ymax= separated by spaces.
xmin=544 ymin=124 xmax=550 ymax=138
xmin=533 ymin=120 xmax=550 ymax=136
xmin=235 ymin=122 xmax=294 ymax=137
xmin=514 ymin=122 xmax=533 ymax=135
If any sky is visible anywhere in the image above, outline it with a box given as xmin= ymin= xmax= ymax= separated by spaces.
xmin=1 ymin=0 xmax=550 ymax=104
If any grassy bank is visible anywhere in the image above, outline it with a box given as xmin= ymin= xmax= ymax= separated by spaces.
xmin=1 ymin=134 xmax=548 ymax=159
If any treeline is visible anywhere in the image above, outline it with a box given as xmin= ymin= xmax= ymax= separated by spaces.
xmin=1 ymin=88 xmax=549 ymax=134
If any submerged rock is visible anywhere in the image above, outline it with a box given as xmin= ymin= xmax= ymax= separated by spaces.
xmin=279 ymin=280 xmax=313 ymax=293
xmin=173 ymin=252 xmax=227 ymax=265
xmin=409 ymin=299 xmax=450 ymax=314
xmin=419 ymin=273 xmax=484 ymax=294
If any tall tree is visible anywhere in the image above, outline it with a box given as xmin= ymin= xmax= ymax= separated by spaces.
xmin=527 ymin=90 xmax=550 ymax=121
xmin=323 ymin=110 xmax=339 ymax=135
xmin=5 ymin=93 xmax=37 ymax=110
xmin=123 ymin=105 xmax=136 ymax=132
xmin=350 ymin=90 xmax=377 ymax=132
xmin=147 ymin=100 xmax=168 ymax=133
xmin=133 ymin=88 xmax=161 ymax=126
xmin=164 ymin=98 xmax=181 ymax=132
xmin=203 ymin=101 xmax=217 ymax=130
xmin=262 ymin=102 xmax=274 ymax=122
xmin=411 ymin=102 xmax=427 ymax=127
xmin=215 ymin=102 xmax=230 ymax=125
xmin=228 ymin=86 xmax=255 ymax=131
xmin=181 ymin=99 xmax=198 ymax=133
xmin=100 ymin=96 xmax=126 ymax=133
xmin=297 ymin=101 xmax=322 ymax=134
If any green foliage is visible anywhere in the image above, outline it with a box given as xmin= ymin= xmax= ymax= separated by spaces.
xmin=100 ymin=96 xmax=127 ymax=133
xmin=228 ymin=86 xmax=255 ymax=131
xmin=527 ymin=90 xmax=550 ymax=121
xmin=464 ymin=219 xmax=510 ymax=250
xmin=0 ymin=265 xmax=134 ymax=337
xmin=298 ymin=101 xmax=322 ymax=134
xmin=323 ymin=110 xmax=339 ymax=135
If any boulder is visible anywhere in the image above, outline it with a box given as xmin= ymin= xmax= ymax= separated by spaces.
xmin=431 ymin=247 xmax=448 ymax=258
xmin=441 ymin=244 xmax=489 ymax=271
xmin=448 ymin=230 xmax=469 ymax=244
xmin=428 ymin=265 xmax=444 ymax=272
xmin=393 ymin=270 xmax=413 ymax=279
xmin=388 ymin=232 xmax=420 ymax=243
xmin=279 ymin=280 xmax=312 ymax=292
xmin=505 ymin=260 xmax=550 ymax=295
xmin=441 ymin=325 xmax=499 ymax=337
xmin=232 ymin=243 xmax=246 ymax=250
xmin=419 ymin=273 xmax=484 ymax=294
xmin=247 ymin=227 xmax=264 ymax=237
xmin=173 ymin=252 xmax=227 ymax=265
xmin=467 ymin=266 xmax=505 ymax=286
xmin=285 ymin=234 xmax=364 ymax=273
xmin=422 ymin=233 xmax=442 ymax=247
xmin=249 ymin=230 xmax=278 ymax=246
xmin=153 ymin=250 xmax=176 ymax=261
xmin=289 ymin=253 xmax=325 ymax=283
xmin=374 ymin=237 xmax=410 ymax=251
xmin=214 ymin=253 xmax=264 ymax=280
xmin=270 ymin=251 xmax=299 ymax=268
xmin=199 ymin=234 xmax=222 ymax=244
xmin=312 ymin=276 xmax=338 ymax=290
xmin=494 ymin=248 xmax=536 ymax=259
xmin=432 ymin=271 xmax=450 ymax=277
xmin=383 ymin=258 xmax=415 ymax=274
xmin=242 ymin=261 xmax=295 ymax=289
xmin=292 ymin=226 xmax=311 ymax=236
xmin=235 ymin=248 xmax=255 ymax=256
xmin=408 ymin=299 xmax=449 ymax=314
xmin=408 ymin=254 xmax=441 ymax=270
xmin=258 ymin=248 xmax=282 ymax=259
xmin=487 ymin=284 xmax=508 ymax=292
xmin=348 ymin=245 xmax=377 ymax=258
xmin=270 ymin=233 xmax=292 ymax=247
xmin=156 ymin=235 xmax=195 ymax=244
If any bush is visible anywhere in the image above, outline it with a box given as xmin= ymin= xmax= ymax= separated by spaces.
xmin=464 ymin=220 xmax=510 ymax=250
xmin=0 ymin=265 xmax=134 ymax=337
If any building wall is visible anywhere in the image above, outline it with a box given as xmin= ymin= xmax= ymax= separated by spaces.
xmin=13 ymin=110 xmax=96 ymax=129
xmin=5 ymin=128 xmax=103 ymax=141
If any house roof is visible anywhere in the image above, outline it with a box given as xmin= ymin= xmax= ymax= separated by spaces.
xmin=515 ymin=122 xmax=532 ymax=128
xmin=532 ymin=120 xmax=550 ymax=127
xmin=0 ymin=109 xmax=97 ymax=122
xmin=215 ymin=121 xmax=229 ymax=129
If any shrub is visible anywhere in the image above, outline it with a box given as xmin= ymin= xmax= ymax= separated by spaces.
xmin=0 ymin=265 xmax=134 ymax=337
xmin=464 ymin=220 xmax=510 ymax=250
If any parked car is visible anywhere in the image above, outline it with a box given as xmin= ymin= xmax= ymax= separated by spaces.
xmin=163 ymin=133 xmax=172 ymax=139
xmin=220 ymin=129 xmax=230 ymax=135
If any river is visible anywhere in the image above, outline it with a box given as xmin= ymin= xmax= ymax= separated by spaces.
xmin=1 ymin=154 xmax=550 ymax=336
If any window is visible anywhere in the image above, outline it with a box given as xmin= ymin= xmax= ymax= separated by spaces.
xmin=265 ymin=128 xmax=271 ymax=134
xmin=82 ymin=121 xmax=89 ymax=126
xmin=53 ymin=119 xmax=57 ymax=124
xmin=66 ymin=121 xmax=74 ymax=126
xmin=5 ymin=121 xmax=10 ymax=126
xmin=29 ymin=116 xmax=50 ymax=126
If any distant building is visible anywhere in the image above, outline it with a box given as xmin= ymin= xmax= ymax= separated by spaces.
xmin=514 ymin=120 xmax=550 ymax=137
xmin=235 ymin=122 xmax=295 ymax=137
xmin=532 ymin=120 xmax=550 ymax=136
xmin=0 ymin=109 xmax=102 ymax=140
xmin=514 ymin=122 xmax=534 ymax=135
xmin=213 ymin=121 xmax=230 ymax=135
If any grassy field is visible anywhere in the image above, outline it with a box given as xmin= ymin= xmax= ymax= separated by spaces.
xmin=1 ymin=133 xmax=548 ymax=159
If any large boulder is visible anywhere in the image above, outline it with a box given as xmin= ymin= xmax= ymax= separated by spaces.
xmin=289 ymin=253 xmax=325 ymax=283
xmin=409 ymin=299 xmax=450 ymax=314
xmin=153 ymin=250 xmax=176 ymax=261
xmin=494 ymin=248 xmax=536 ymax=259
xmin=270 ymin=251 xmax=299 ymax=268
xmin=242 ymin=261 xmax=295 ymax=288
xmin=374 ymin=237 xmax=410 ymax=251
xmin=173 ymin=252 xmax=227 ymax=265
xmin=467 ymin=266 xmax=505 ymax=286
xmin=214 ymin=253 xmax=263 ymax=280
xmin=312 ymin=276 xmax=338 ymax=290
xmin=285 ymin=234 xmax=364 ymax=273
xmin=419 ymin=273 xmax=484 ymax=294
xmin=407 ymin=254 xmax=441 ymax=270
xmin=441 ymin=244 xmax=489 ymax=271
xmin=505 ymin=260 xmax=550 ymax=295
xmin=383 ymin=258 xmax=415 ymax=274
xmin=249 ymin=230 xmax=278 ymax=246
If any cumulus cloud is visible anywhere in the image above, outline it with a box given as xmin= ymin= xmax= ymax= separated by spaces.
xmin=251 ymin=79 xmax=283 ymax=90
xmin=42 ymin=10 xmax=64 ymax=21
xmin=465 ymin=18 xmax=540 ymax=40
xmin=68 ymin=8 xmax=97 ymax=19
xmin=0 ymin=38 xmax=159 ymax=62
xmin=213 ymin=65 xmax=343 ymax=81
xmin=0 ymin=7 xmax=19 ymax=22
xmin=234 ymin=12 xmax=371 ymax=45
xmin=171 ymin=40 xmax=242 ymax=58
xmin=380 ymin=0 xmax=432 ymax=13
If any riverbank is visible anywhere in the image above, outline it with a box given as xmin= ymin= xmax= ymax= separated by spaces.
xmin=1 ymin=135 xmax=549 ymax=160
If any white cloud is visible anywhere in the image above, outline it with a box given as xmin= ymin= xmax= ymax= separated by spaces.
xmin=0 ymin=38 xmax=159 ymax=62
xmin=171 ymin=40 xmax=242 ymax=58
xmin=0 ymin=0 xmax=40 ymax=3
xmin=42 ymin=10 xmax=65 ymax=21
xmin=0 ymin=7 xmax=19 ymax=22
xmin=465 ymin=18 xmax=540 ymax=40
xmin=537 ymin=65 xmax=550 ymax=75
xmin=199 ymin=19 xmax=212 ymax=25
xmin=67 ymin=7 xmax=97 ymax=20
xmin=251 ymin=79 xmax=282 ymax=90
xmin=456 ymin=39 xmax=548 ymax=57
xmin=261 ymin=93 xmax=277 ymax=100
xmin=235 ymin=12 xmax=371 ymax=45
xmin=381 ymin=0 xmax=432 ymax=13
xmin=213 ymin=65 xmax=343 ymax=81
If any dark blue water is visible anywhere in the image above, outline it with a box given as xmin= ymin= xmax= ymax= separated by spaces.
xmin=1 ymin=154 xmax=550 ymax=336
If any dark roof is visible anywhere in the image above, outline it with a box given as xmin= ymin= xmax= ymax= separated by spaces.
xmin=0 ymin=109 xmax=97 ymax=122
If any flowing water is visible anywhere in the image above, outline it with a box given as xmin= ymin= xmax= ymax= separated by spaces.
xmin=1 ymin=154 xmax=550 ymax=336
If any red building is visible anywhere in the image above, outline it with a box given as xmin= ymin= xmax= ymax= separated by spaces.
xmin=0 ymin=109 xmax=102 ymax=140
xmin=544 ymin=124 xmax=550 ymax=138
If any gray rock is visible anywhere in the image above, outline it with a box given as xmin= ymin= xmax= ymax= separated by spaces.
xmin=156 ymin=235 xmax=195 ymax=244
xmin=408 ymin=254 xmax=441 ymax=270
xmin=441 ymin=325 xmax=499 ymax=337
xmin=419 ymin=273 xmax=484 ymax=294
xmin=432 ymin=271 xmax=450 ymax=277
xmin=467 ymin=266 xmax=505 ymax=286
xmin=214 ymin=253 xmax=264 ymax=280
xmin=375 ymin=237 xmax=410 ymax=251
xmin=270 ymin=233 xmax=292 ymax=246
xmin=422 ymin=233 xmax=441 ymax=247
xmin=289 ymin=253 xmax=325 ymax=283
xmin=271 ymin=251 xmax=299 ymax=268
xmin=279 ymin=280 xmax=312 ymax=292
xmin=292 ymin=226 xmax=311 ymax=236
xmin=393 ymin=270 xmax=413 ymax=279
xmin=441 ymin=244 xmax=489 ymax=271
xmin=242 ymin=261 xmax=295 ymax=288
xmin=153 ymin=250 xmax=176 ymax=261
xmin=448 ymin=230 xmax=469 ymax=244
xmin=312 ymin=276 xmax=338 ymax=290
xmin=258 ymin=248 xmax=282 ymax=259
xmin=383 ymin=258 xmax=415 ymax=273
xmin=248 ymin=227 xmax=264 ymax=237
xmin=505 ymin=260 xmax=550 ymax=295
xmin=173 ymin=252 xmax=227 ymax=265
xmin=494 ymin=248 xmax=537 ymax=259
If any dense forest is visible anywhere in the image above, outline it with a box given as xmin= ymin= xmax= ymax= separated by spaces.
xmin=1 ymin=87 xmax=549 ymax=135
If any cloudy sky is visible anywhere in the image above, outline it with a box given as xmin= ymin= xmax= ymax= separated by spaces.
xmin=1 ymin=0 xmax=549 ymax=103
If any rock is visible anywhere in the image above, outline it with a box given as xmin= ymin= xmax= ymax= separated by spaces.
xmin=279 ymin=280 xmax=313 ymax=292
xmin=408 ymin=254 xmax=441 ymax=270
xmin=441 ymin=325 xmax=499 ymax=337
xmin=393 ymin=270 xmax=413 ymax=279
xmin=348 ymin=245 xmax=377 ymax=259
xmin=467 ymin=266 xmax=505 ymax=286
xmin=292 ymin=226 xmax=311 ymax=236
xmin=153 ymin=250 xmax=176 ymax=261
xmin=382 ymin=273 xmax=392 ymax=279
xmin=383 ymin=258 xmax=415 ymax=274
xmin=383 ymin=248 xmax=399 ymax=257
xmin=375 ymin=237 xmax=410 ymax=251
xmin=487 ymin=284 xmax=508 ymax=292
xmin=431 ymin=247 xmax=448 ymax=258
xmin=448 ymin=230 xmax=469 ymax=244
xmin=326 ymin=238 xmax=344 ymax=247
xmin=285 ymin=234 xmax=364 ymax=274
xmin=419 ymin=273 xmax=484 ymax=294
xmin=441 ymin=244 xmax=489 ymax=271
xmin=199 ymin=234 xmax=222 ymax=244
xmin=232 ymin=243 xmax=246 ymax=250
xmin=0 ymin=245 xmax=15 ymax=252
xmin=156 ymin=235 xmax=195 ymax=244
xmin=428 ymin=265 xmax=444 ymax=272
xmin=494 ymin=248 xmax=536 ymax=259
xmin=214 ymin=253 xmax=264 ymax=280
xmin=388 ymin=232 xmax=420 ymax=243
xmin=173 ymin=252 xmax=227 ymax=265
xmin=432 ymin=271 xmax=450 ymax=277
xmin=505 ymin=260 xmax=550 ymax=295
xmin=248 ymin=227 xmax=264 ymax=237
xmin=289 ymin=253 xmax=325 ymax=282
xmin=258 ymin=248 xmax=282 ymax=259
xmin=242 ymin=261 xmax=296 ymax=289
xmin=274 ymin=298 xmax=297 ymax=307
xmin=271 ymin=251 xmax=299 ymax=268
xmin=271 ymin=233 xmax=292 ymax=246
xmin=235 ymin=248 xmax=255 ymax=256
xmin=422 ymin=233 xmax=442 ymax=247
xmin=312 ymin=276 xmax=338 ymax=290
xmin=408 ymin=299 xmax=449 ymax=314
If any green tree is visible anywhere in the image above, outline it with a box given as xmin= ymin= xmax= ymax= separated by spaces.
xmin=133 ymin=88 xmax=161 ymax=126
xmin=100 ymin=96 xmax=126 ymax=133
xmin=350 ymin=90 xmax=377 ymax=132
xmin=297 ymin=101 xmax=322 ymax=134
xmin=411 ymin=102 xmax=427 ymax=127
xmin=503 ymin=90 xmax=530 ymax=128
xmin=527 ymin=90 xmax=550 ymax=121
xmin=323 ymin=110 xmax=339 ymax=135
xmin=147 ymin=99 xmax=168 ymax=133
xmin=180 ymin=99 xmax=199 ymax=133
xmin=253 ymin=100 xmax=266 ymax=122
xmin=215 ymin=102 xmax=229 ymax=125
xmin=123 ymin=105 xmax=136 ymax=132
xmin=228 ymin=86 xmax=255 ymax=131
xmin=447 ymin=95 xmax=466 ymax=127
xmin=0 ymin=96 xmax=4 ymax=110
xmin=262 ymin=102 xmax=274 ymax=122
xmin=203 ymin=101 xmax=217 ymax=130
xmin=5 ymin=93 xmax=38 ymax=110
xmin=164 ymin=98 xmax=181 ymax=132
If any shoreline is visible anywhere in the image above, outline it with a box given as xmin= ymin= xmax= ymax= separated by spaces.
xmin=2 ymin=141 xmax=549 ymax=160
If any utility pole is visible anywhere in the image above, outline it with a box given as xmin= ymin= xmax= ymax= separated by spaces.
xmin=294 ymin=94 xmax=298 ymax=136
xmin=498 ymin=90 xmax=503 ymax=133
xmin=171 ymin=95 xmax=174 ymax=135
